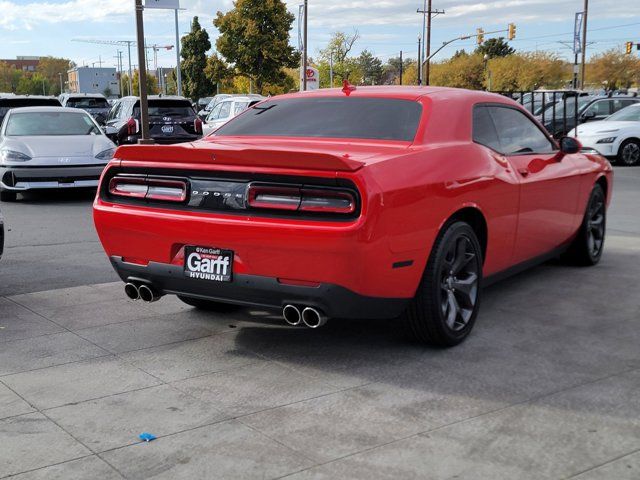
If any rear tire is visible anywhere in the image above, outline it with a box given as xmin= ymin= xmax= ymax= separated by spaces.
xmin=177 ymin=295 xmax=241 ymax=312
xmin=563 ymin=184 xmax=606 ymax=266
xmin=404 ymin=221 xmax=483 ymax=347
xmin=617 ymin=139 xmax=640 ymax=166
xmin=0 ymin=190 xmax=17 ymax=202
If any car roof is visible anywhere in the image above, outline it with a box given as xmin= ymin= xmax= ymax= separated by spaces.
xmin=63 ymin=93 xmax=107 ymax=98
xmin=272 ymin=85 xmax=502 ymax=102
xmin=118 ymin=95 xmax=191 ymax=102
xmin=7 ymin=106 xmax=89 ymax=114
xmin=0 ymin=95 xmax=59 ymax=100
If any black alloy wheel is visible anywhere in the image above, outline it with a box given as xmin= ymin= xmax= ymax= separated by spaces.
xmin=564 ymin=184 xmax=606 ymax=266
xmin=618 ymin=139 xmax=640 ymax=166
xmin=404 ymin=221 xmax=483 ymax=347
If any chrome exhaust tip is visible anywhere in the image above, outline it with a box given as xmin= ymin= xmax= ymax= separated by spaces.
xmin=283 ymin=305 xmax=302 ymax=326
xmin=124 ymin=283 xmax=140 ymax=300
xmin=138 ymin=284 xmax=160 ymax=303
xmin=301 ymin=307 xmax=327 ymax=329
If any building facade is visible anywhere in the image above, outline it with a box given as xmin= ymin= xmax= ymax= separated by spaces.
xmin=67 ymin=67 xmax=120 ymax=96
xmin=0 ymin=56 xmax=40 ymax=72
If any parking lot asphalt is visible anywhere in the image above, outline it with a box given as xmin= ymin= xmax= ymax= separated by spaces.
xmin=0 ymin=167 xmax=639 ymax=479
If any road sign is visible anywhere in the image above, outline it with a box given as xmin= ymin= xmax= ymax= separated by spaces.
xmin=145 ymin=0 xmax=180 ymax=9
xmin=300 ymin=67 xmax=319 ymax=91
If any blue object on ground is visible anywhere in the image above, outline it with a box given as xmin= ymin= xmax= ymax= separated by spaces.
xmin=139 ymin=432 xmax=157 ymax=442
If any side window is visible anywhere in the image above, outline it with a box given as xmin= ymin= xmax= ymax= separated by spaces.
xmin=108 ymin=102 xmax=121 ymax=121
xmin=585 ymin=100 xmax=611 ymax=117
xmin=472 ymin=105 xmax=501 ymax=152
xmin=613 ymin=99 xmax=637 ymax=112
xmin=489 ymin=106 xmax=555 ymax=155
xmin=207 ymin=103 xmax=222 ymax=121
xmin=218 ymin=102 xmax=231 ymax=119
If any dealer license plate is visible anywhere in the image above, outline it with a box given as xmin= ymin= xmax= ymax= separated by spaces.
xmin=184 ymin=246 xmax=233 ymax=282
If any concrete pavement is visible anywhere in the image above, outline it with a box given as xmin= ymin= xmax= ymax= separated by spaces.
xmin=0 ymin=167 xmax=639 ymax=479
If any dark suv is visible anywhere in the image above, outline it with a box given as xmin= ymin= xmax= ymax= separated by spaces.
xmin=104 ymin=95 xmax=202 ymax=145
xmin=0 ymin=95 xmax=61 ymax=125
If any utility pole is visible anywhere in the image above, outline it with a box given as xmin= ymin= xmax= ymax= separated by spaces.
xmin=329 ymin=51 xmax=334 ymax=88
xmin=58 ymin=73 xmax=63 ymax=94
xmin=126 ymin=41 xmax=133 ymax=96
xmin=134 ymin=0 xmax=153 ymax=144
xmin=417 ymin=1 xmax=445 ymax=86
xmin=302 ymin=0 xmax=308 ymax=91
xmin=417 ymin=35 xmax=421 ymax=85
xmin=580 ymin=0 xmax=588 ymax=89
xmin=174 ymin=8 xmax=182 ymax=96
xmin=399 ymin=50 xmax=403 ymax=85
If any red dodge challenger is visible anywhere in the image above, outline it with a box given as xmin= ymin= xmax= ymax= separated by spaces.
xmin=93 ymin=85 xmax=612 ymax=346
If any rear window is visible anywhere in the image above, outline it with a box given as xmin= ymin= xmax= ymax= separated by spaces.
xmin=0 ymin=98 xmax=61 ymax=108
xmin=134 ymin=100 xmax=195 ymax=118
xmin=214 ymin=97 xmax=422 ymax=141
xmin=66 ymin=97 xmax=110 ymax=108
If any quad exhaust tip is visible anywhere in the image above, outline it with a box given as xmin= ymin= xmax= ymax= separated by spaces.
xmin=282 ymin=305 xmax=328 ymax=328
xmin=301 ymin=307 xmax=327 ymax=329
xmin=124 ymin=283 xmax=140 ymax=300
xmin=138 ymin=284 xmax=160 ymax=303
xmin=124 ymin=282 xmax=161 ymax=303
xmin=283 ymin=305 xmax=302 ymax=326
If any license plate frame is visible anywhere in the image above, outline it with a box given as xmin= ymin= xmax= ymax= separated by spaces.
xmin=183 ymin=246 xmax=233 ymax=282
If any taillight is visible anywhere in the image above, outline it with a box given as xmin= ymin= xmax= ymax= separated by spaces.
xmin=126 ymin=117 xmax=139 ymax=135
xmin=299 ymin=188 xmax=355 ymax=214
xmin=247 ymin=184 xmax=356 ymax=215
xmin=194 ymin=117 xmax=203 ymax=135
xmin=108 ymin=176 xmax=187 ymax=203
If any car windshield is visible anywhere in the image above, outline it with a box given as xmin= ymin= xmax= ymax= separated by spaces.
xmin=67 ymin=97 xmax=110 ymax=108
xmin=135 ymin=100 xmax=194 ymax=118
xmin=214 ymin=97 xmax=422 ymax=141
xmin=0 ymin=98 xmax=61 ymax=122
xmin=4 ymin=112 xmax=101 ymax=136
xmin=605 ymin=105 xmax=640 ymax=122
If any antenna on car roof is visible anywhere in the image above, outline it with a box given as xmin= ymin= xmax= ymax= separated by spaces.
xmin=342 ymin=79 xmax=356 ymax=96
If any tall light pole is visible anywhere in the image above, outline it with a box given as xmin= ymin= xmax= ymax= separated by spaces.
xmin=417 ymin=35 xmax=422 ymax=85
xmin=134 ymin=0 xmax=152 ymax=144
xmin=58 ymin=73 xmax=63 ymax=94
xmin=302 ymin=0 xmax=308 ymax=91
xmin=580 ymin=0 xmax=589 ymax=89
xmin=174 ymin=8 xmax=182 ymax=96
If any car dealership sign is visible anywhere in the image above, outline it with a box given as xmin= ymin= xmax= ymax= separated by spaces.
xmin=145 ymin=0 xmax=180 ymax=9
xmin=300 ymin=67 xmax=319 ymax=91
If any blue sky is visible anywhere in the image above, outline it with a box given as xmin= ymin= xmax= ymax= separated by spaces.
xmin=0 ymin=0 xmax=639 ymax=69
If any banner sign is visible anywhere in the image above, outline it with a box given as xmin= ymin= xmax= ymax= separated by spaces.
xmin=145 ymin=0 xmax=180 ymax=9
xmin=573 ymin=12 xmax=583 ymax=55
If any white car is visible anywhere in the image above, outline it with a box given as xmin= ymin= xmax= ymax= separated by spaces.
xmin=569 ymin=103 xmax=640 ymax=166
xmin=0 ymin=106 xmax=116 ymax=201
xmin=203 ymin=96 xmax=263 ymax=135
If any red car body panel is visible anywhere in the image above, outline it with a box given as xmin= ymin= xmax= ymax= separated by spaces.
xmin=93 ymin=86 xmax=613 ymax=317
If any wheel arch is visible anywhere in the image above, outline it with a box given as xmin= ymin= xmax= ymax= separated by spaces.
xmin=443 ymin=206 xmax=488 ymax=264
xmin=595 ymin=174 xmax=608 ymax=199
xmin=617 ymin=136 xmax=640 ymax=155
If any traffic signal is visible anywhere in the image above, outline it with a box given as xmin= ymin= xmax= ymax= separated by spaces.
xmin=477 ymin=28 xmax=485 ymax=45
xmin=508 ymin=23 xmax=516 ymax=41
xmin=626 ymin=42 xmax=633 ymax=54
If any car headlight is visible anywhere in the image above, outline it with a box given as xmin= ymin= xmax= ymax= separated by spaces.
xmin=596 ymin=137 xmax=616 ymax=144
xmin=95 ymin=147 xmax=116 ymax=160
xmin=0 ymin=149 xmax=31 ymax=163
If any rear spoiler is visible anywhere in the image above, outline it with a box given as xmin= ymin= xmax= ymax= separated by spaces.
xmin=115 ymin=142 xmax=365 ymax=172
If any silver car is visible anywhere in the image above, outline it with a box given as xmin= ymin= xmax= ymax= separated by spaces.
xmin=0 ymin=106 xmax=116 ymax=201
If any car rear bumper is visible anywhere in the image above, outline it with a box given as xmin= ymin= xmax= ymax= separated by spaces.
xmin=111 ymin=256 xmax=409 ymax=319
xmin=0 ymin=165 xmax=106 ymax=191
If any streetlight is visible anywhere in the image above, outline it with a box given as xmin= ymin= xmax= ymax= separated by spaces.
xmin=483 ymin=54 xmax=492 ymax=91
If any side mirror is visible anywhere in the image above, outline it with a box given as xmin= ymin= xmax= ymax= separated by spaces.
xmin=559 ymin=136 xmax=582 ymax=155
xmin=581 ymin=110 xmax=596 ymax=121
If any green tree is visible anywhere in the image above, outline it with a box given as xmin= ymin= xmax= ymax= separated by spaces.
xmin=205 ymin=53 xmax=234 ymax=93
xmin=181 ymin=16 xmax=213 ymax=100
xmin=214 ymin=0 xmax=300 ymax=94
xmin=319 ymin=30 xmax=360 ymax=82
xmin=131 ymin=70 xmax=159 ymax=96
xmin=475 ymin=37 xmax=515 ymax=59
xmin=586 ymin=48 xmax=640 ymax=90
xmin=382 ymin=56 xmax=415 ymax=84
xmin=357 ymin=50 xmax=383 ymax=85
xmin=36 ymin=56 xmax=72 ymax=95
